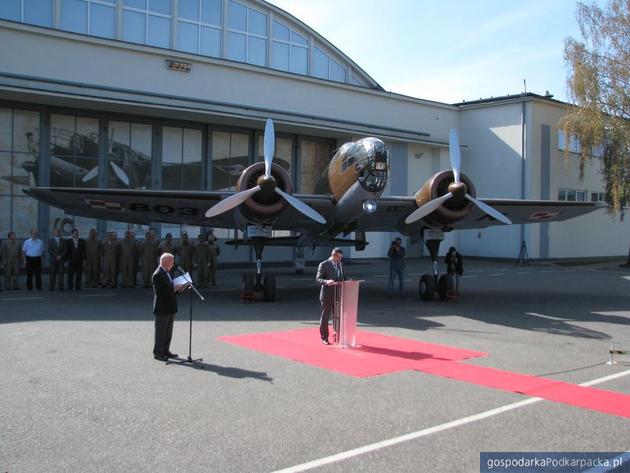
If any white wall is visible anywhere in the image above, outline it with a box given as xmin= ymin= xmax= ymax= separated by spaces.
xmin=531 ymin=101 xmax=630 ymax=257
xmin=457 ymin=103 xmax=525 ymax=258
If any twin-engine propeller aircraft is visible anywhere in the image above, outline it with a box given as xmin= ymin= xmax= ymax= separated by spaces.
xmin=26 ymin=119 xmax=600 ymax=301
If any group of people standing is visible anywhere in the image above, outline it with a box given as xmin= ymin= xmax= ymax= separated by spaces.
xmin=0 ymin=227 xmax=220 ymax=292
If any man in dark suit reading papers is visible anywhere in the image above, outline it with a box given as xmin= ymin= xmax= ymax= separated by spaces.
xmin=152 ymin=252 xmax=187 ymax=361
xmin=316 ymin=247 xmax=345 ymax=345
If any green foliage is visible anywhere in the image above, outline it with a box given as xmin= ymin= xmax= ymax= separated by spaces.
xmin=562 ymin=0 xmax=630 ymax=214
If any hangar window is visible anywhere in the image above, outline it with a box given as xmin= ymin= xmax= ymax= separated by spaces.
xmin=123 ymin=0 xmax=171 ymax=48
xmin=227 ymin=0 xmax=267 ymax=67
xmin=177 ymin=0 xmax=222 ymax=57
xmin=271 ymin=20 xmax=308 ymax=75
xmin=211 ymin=130 xmax=249 ymax=192
xmin=162 ymin=126 xmax=203 ymax=190
xmin=0 ymin=108 xmax=40 ymax=237
xmin=312 ymin=46 xmax=346 ymax=83
xmin=108 ymin=121 xmax=152 ymax=190
xmin=558 ymin=189 xmax=587 ymax=202
xmin=0 ymin=0 xmax=53 ymax=27
xmin=300 ymin=137 xmax=335 ymax=194
xmin=61 ymin=0 xmax=116 ymax=38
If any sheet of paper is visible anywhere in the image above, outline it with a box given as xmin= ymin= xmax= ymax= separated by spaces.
xmin=172 ymin=272 xmax=192 ymax=286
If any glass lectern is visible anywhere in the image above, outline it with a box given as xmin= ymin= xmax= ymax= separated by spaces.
xmin=333 ymin=280 xmax=362 ymax=348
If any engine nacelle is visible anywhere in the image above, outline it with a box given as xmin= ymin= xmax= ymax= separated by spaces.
xmin=415 ymin=170 xmax=477 ymax=227
xmin=236 ymin=162 xmax=292 ymax=223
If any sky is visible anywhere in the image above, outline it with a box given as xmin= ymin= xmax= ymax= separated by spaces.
xmin=267 ymin=0 xmax=601 ymax=104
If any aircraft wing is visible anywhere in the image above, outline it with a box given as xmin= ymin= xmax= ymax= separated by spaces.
xmin=25 ymin=187 xmax=238 ymax=227
xmin=450 ymin=198 xmax=604 ymax=229
xmin=352 ymin=196 xmax=603 ymax=232
xmin=24 ymin=187 xmax=337 ymax=229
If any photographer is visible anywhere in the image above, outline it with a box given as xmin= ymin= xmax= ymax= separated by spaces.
xmin=445 ymin=246 xmax=464 ymax=293
xmin=387 ymin=237 xmax=406 ymax=296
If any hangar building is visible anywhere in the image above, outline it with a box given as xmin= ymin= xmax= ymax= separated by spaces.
xmin=1 ymin=0 xmax=627 ymax=264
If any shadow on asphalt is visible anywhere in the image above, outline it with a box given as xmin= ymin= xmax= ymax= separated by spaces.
xmin=165 ymin=359 xmax=273 ymax=383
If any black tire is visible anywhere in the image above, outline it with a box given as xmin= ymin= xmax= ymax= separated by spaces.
xmin=437 ymin=274 xmax=448 ymax=300
xmin=355 ymin=231 xmax=366 ymax=251
xmin=263 ymin=273 xmax=276 ymax=302
xmin=242 ymin=274 xmax=254 ymax=292
xmin=419 ymin=274 xmax=434 ymax=301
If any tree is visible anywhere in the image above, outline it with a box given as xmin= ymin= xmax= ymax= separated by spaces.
xmin=562 ymin=0 xmax=630 ymax=264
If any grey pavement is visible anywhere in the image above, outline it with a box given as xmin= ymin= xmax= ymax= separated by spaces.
xmin=1 ymin=258 xmax=630 ymax=473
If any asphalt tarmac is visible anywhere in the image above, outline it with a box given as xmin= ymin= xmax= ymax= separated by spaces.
xmin=1 ymin=258 xmax=629 ymax=473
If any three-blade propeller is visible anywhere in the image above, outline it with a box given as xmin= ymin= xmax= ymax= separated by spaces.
xmin=205 ymin=119 xmax=326 ymax=224
xmin=404 ymin=129 xmax=511 ymax=225
xmin=82 ymin=162 xmax=131 ymax=187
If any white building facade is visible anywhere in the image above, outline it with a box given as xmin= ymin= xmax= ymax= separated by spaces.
xmin=0 ymin=0 xmax=626 ymax=262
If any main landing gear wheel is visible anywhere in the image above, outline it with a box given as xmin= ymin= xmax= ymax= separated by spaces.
xmin=419 ymin=274 xmax=434 ymax=301
xmin=263 ymin=274 xmax=276 ymax=302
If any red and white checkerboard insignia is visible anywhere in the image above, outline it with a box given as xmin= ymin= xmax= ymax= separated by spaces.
xmin=84 ymin=199 xmax=125 ymax=212
xmin=527 ymin=211 xmax=561 ymax=221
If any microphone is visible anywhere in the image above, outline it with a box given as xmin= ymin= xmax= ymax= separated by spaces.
xmin=173 ymin=266 xmax=185 ymax=276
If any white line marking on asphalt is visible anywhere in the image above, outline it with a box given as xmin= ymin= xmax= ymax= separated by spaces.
xmin=489 ymin=273 xmax=503 ymax=277
xmin=271 ymin=369 xmax=630 ymax=473
xmin=461 ymin=275 xmax=478 ymax=279
xmin=0 ymin=296 xmax=44 ymax=301
xmin=541 ymin=270 xmax=554 ymax=273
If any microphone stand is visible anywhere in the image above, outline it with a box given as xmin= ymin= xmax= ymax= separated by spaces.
xmin=167 ymin=271 xmax=205 ymax=368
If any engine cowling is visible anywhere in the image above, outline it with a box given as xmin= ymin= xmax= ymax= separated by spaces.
xmin=415 ymin=170 xmax=477 ymax=227
xmin=236 ymin=162 xmax=293 ymax=223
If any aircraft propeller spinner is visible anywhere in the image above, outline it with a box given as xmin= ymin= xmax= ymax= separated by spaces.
xmin=404 ymin=129 xmax=512 ymax=225
xmin=205 ymin=119 xmax=327 ymax=224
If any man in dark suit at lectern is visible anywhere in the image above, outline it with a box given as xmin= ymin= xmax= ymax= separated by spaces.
xmin=316 ymin=247 xmax=345 ymax=345
xmin=152 ymin=252 xmax=183 ymax=361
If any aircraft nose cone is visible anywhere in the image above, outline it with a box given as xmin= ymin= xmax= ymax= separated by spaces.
xmin=448 ymin=181 xmax=467 ymax=200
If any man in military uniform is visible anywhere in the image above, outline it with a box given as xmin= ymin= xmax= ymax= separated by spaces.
xmin=102 ymin=231 xmax=120 ymax=288
xmin=178 ymin=232 xmax=194 ymax=274
xmin=119 ymin=230 xmax=137 ymax=288
xmin=130 ymin=230 xmax=140 ymax=287
xmin=141 ymin=230 xmax=160 ymax=288
xmin=158 ymin=232 xmax=176 ymax=256
xmin=48 ymin=228 xmax=66 ymax=291
xmin=206 ymin=228 xmax=219 ymax=286
xmin=194 ymin=233 xmax=210 ymax=288
xmin=84 ymin=228 xmax=102 ymax=288
xmin=1 ymin=231 xmax=21 ymax=290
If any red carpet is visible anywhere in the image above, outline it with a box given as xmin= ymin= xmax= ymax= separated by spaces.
xmin=220 ymin=327 xmax=486 ymax=378
xmin=219 ymin=327 xmax=630 ymax=419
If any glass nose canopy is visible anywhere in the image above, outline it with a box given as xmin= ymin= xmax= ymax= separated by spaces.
xmin=353 ymin=138 xmax=389 ymax=192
